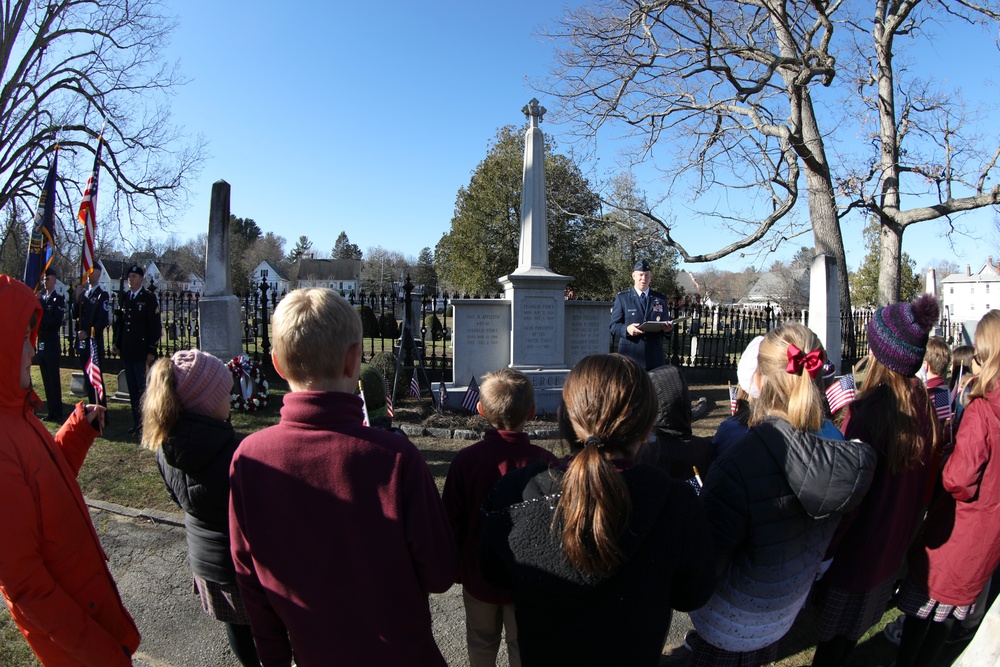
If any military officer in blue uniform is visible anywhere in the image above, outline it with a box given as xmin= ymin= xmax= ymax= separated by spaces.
xmin=610 ymin=260 xmax=674 ymax=370
xmin=73 ymin=263 xmax=111 ymax=408
xmin=36 ymin=267 xmax=66 ymax=420
xmin=113 ymin=264 xmax=160 ymax=435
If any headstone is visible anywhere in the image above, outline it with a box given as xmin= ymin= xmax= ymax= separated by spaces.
xmin=808 ymin=254 xmax=842 ymax=372
xmin=198 ymin=181 xmax=243 ymax=360
xmin=564 ymin=301 xmax=612 ymax=368
xmin=451 ymin=300 xmax=512 ymax=387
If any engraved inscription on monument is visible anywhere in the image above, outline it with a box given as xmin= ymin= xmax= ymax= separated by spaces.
xmin=521 ymin=296 xmax=556 ymax=360
xmin=566 ymin=309 xmax=604 ymax=364
xmin=466 ymin=312 xmax=502 ymax=349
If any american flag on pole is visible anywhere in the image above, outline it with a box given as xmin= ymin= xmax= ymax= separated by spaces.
xmin=77 ymin=136 xmax=102 ymax=282
xmin=930 ymin=386 xmax=952 ymax=422
xmin=84 ymin=335 xmax=104 ymax=403
xmin=728 ymin=384 xmax=739 ymax=415
xmin=383 ymin=376 xmax=394 ymax=418
xmin=825 ymin=374 xmax=856 ymax=414
xmin=358 ymin=379 xmax=370 ymax=427
xmin=461 ymin=376 xmax=480 ymax=413
xmin=409 ymin=374 xmax=420 ymax=398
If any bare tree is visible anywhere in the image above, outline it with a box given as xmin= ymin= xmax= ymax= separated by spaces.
xmin=0 ymin=0 xmax=206 ymax=261
xmin=544 ymin=0 xmax=1000 ymax=308
xmin=841 ymin=0 xmax=1000 ymax=304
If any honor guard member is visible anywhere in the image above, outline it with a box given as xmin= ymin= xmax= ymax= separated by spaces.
xmin=113 ymin=264 xmax=160 ymax=435
xmin=37 ymin=267 xmax=66 ymax=421
xmin=72 ymin=263 xmax=110 ymax=407
xmin=610 ymin=259 xmax=674 ymax=370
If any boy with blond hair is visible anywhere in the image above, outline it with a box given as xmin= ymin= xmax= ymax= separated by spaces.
xmin=229 ymin=288 xmax=457 ymax=666
xmin=442 ymin=368 xmax=558 ymax=667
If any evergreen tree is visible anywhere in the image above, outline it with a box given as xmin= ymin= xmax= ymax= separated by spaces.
xmin=850 ymin=219 xmax=921 ymax=307
xmin=287 ymin=235 xmax=313 ymax=263
xmin=333 ymin=231 xmax=363 ymax=260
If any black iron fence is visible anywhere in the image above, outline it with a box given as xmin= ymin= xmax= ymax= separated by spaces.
xmin=49 ymin=279 xmax=956 ymax=380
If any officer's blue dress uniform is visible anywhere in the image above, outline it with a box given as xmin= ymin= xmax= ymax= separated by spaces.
xmin=610 ymin=288 xmax=669 ymax=370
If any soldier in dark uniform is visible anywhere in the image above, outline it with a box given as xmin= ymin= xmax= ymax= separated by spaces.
xmin=113 ymin=264 xmax=160 ymax=435
xmin=72 ymin=263 xmax=110 ymax=407
xmin=609 ymin=259 xmax=674 ymax=370
xmin=37 ymin=267 xmax=66 ymax=421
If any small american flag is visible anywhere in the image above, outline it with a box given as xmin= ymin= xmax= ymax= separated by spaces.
xmin=438 ymin=380 xmax=449 ymax=409
xmin=461 ymin=376 xmax=480 ymax=413
xmin=83 ymin=335 xmax=104 ymax=403
xmin=358 ymin=379 xmax=370 ymax=427
xmin=826 ymin=374 xmax=856 ymax=414
xmin=409 ymin=374 xmax=420 ymax=398
xmin=383 ymin=376 xmax=394 ymax=418
xmin=728 ymin=384 xmax=739 ymax=415
xmin=930 ymin=387 xmax=952 ymax=422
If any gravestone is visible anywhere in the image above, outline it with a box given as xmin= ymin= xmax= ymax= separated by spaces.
xmin=450 ymin=100 xmax=611 ymax=412
xmin=808 ymin=254 xmax=842 ymax=373
xmin=198 ymin=181 xmax=242 ymax=361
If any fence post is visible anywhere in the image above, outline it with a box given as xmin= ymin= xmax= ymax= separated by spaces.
xmin=258 ymin=273 xmax=273 ymax=378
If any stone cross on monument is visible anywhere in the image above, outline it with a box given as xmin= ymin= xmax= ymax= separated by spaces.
xmin=198 ymin=180 xmax=243 ymax=360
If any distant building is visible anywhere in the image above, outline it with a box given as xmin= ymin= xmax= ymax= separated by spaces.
xmin=941 ymin=259 xmax=1000 ymax=336
xmin=250 ymin=261 xmax=291 ymax=296
xmin=146 ymin=261 xmax=204 ymax=294
xmin=294 ymin=258 xmax=361 ymax=294
xmin=740 ymin=268 xmax=809 ymax=311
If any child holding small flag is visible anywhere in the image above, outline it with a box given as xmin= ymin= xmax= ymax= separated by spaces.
xmin=811 ymin=294 xmax=941 ymax=667
xmin=441 ymin=368 xmax=558 ymax=667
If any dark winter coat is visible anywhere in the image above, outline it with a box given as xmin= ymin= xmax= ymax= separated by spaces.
xmin=156 ymin=412 xmax=241 ymax=584
xmin=481 ymin=460 xmax=717 ymax=667
xmin=609 ymin=288 xmax=670 ymax=370
xmin=689 ymin=418 xmax=876 ymax=652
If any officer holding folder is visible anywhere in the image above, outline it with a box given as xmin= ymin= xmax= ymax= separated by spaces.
xmin=610 ymin=259 xmax=674 ymax=370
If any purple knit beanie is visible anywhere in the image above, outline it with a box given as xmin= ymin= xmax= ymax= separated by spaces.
xmin=171 ymin=350 xmax=233 ymax=416
xmin=867 ymin=294 xmax=940 ymax=376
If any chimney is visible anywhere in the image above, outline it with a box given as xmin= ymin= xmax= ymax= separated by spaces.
xmin=967 ymin=265 xmax=972 ymax=276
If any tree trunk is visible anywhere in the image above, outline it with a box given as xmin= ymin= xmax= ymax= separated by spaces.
xmin=878 ymin=222 xmax=903 ymax=305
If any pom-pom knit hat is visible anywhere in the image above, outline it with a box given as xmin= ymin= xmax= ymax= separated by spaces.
xmin=867 ymin=294 xmax=940 ymax=377
xmin=171 ymin=350 xmax=232 ymax=416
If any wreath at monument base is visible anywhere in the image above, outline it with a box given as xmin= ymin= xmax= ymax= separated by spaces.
xmin=228 ymin=355 xmax=269 ymax=412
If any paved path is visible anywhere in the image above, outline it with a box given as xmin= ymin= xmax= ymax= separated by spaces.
xmin=92 ymin=502 xmax=693 ymax=667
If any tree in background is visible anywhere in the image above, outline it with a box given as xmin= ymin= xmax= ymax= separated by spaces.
xmin=0 ymin=202 xmax=28 ymax=278
xmin=600 ymin=173 xmax=679 ymax=297
xmin=287 ymin=235 xmax=313 ymax=263
xmin=414 ymin=247 xmax=438 ymax=294
xmin=850 ymin=220 xmax=920 ymax=307
xmin=333 ymin=231 xmax=363 ymax=260
xmin=229 ymin=215 xmax=265 ymax=296
xmin=0 ymin=0 xmax=206 ymax=258
xmin=544 ymin=0 xmax=1000 ymax=308
xmin=435 ymin=125 xmax=605 ymax=296
xmin=362 ymin=246 xmax=410 ymax=295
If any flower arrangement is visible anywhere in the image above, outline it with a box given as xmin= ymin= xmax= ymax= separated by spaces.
xmin=228 ymin=355 xmax=269 ymax=412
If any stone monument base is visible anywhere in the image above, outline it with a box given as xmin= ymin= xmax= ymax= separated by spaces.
xmin=199 ymin=295 xmax=243 ymax=361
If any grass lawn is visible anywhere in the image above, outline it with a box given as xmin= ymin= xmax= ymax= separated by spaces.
xmin=0 ymin=371 xmax=925 ymax=666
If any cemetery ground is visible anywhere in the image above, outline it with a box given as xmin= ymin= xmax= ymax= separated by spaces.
xmin=0 ymin=369 xmax=921 ymax=666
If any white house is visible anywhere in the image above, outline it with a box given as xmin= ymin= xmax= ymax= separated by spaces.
xmin=250 ymin=261 xmax=291 ymax=296
xmin=941 ymin=259 xmax=1000 ymax=336
xmin=294 ymin=258 xmax=361 ymax=294
xmin=146 ymin=261 xmax=204 ymax=294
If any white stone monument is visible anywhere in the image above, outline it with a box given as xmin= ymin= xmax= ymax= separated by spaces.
xmin=808 ymin=253 xmax=842 ymax=373
xmin=198 ymin=180 xmax=243 ymax=360
xmin=449 ymin=100 xmax=611 ymax=412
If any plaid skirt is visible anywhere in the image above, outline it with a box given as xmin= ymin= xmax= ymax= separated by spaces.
xmin=897 ymin=579 xmax=972 ymax=622
xmin=812 ymin=575 xmax=899 ymax=642
xmin=193 ymin=574 xmax=251 ymax=625
xmin=688 ymin=631 xmax=779 ymax=667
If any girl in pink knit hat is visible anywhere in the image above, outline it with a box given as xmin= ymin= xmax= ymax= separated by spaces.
xmin=141 ymin=349 xmax=259 ymax=666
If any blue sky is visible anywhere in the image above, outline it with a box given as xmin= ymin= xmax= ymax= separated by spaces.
xmin=160 ymin=0 xmax=1000 ymax=276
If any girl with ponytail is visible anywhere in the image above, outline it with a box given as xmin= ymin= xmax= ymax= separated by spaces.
xmin=481 ymin=354 xmax=716 ymax=666
xmin=142 ymin=350 xmax=259 ymax=667
xmin=688 ymin=323 xmax=876 ymax=667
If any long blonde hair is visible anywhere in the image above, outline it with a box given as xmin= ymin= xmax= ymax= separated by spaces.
xmin=555 ymin=354 xmax=657 ymax=578
xmin=970 ymin=310 xmax=1000 ymax=401
xmin=750 ymin=323 xmax=825 ymax=432
xmin=141 ymin=359 xmax=182 ymax=452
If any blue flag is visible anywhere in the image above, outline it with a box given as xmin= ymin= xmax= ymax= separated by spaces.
xmin=24 ymin=150 xmax=59 ymax=292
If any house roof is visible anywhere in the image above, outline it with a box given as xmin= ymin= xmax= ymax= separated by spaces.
xmin=253 ymin=260 xmax=289 ymax=281
xmin=941 ymin=272 xmax=1000 ymax=283
xmin=296 ymin=258 xmax=361 ymax=281
xmin=744 ymin=268 xmax=808 ymax=301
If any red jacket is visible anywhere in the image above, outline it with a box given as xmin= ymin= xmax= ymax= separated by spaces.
xmin=910 ymin=385 xmax=1000 ymax=606
xmin=0 ymin=275 xmax=140 ymax=666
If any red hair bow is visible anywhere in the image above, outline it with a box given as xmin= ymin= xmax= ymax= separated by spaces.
xmin=786 ymin=344 xmax=824 ymax=379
